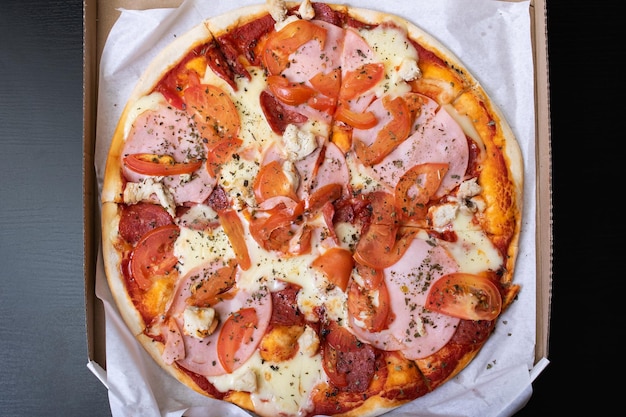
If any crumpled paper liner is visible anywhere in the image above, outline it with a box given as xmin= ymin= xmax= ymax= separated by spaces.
xmin=92 ymin=0 xmax=544 ymax=416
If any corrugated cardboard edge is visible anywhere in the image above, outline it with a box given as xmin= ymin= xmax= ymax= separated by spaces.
xmin=82 ymin=0 xmax=552 ymax=383
xmin=529 ymin=0 xmax=552 ymax=363
xmin=83 ymin=0 xmax=105 ymax=367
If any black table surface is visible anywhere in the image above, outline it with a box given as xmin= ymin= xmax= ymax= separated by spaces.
xmin=0 ymin=1 xmax=618 ymax=415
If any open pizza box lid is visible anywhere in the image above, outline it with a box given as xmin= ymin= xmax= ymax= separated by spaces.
xmin=83 ymin=0 xmax=552 ymax=415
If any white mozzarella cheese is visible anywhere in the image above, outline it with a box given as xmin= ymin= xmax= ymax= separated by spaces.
xmin=183 ymin=305 xmax=217 ymax=339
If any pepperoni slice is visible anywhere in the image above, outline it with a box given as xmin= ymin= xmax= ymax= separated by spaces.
xmin=321 ymin=319 xmax=376 ymax=392
xmin=119 ymin=203 xmax=173 ymax=245
xmin=260 ymin=90 xmax=308 ymax=134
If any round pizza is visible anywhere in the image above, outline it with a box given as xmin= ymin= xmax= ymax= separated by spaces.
xmin=100 ymin=1 xmax=524 ymax=416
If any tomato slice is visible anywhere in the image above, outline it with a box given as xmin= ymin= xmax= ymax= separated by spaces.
xmin=186 ymin=260 xmax=237 ymax=307
xmin=129 ymin=224 xmax=180 ymax=291
xmin=248 ymin=202 xmax=307 ymax=254
xmin=353 ymin=95 xmax=411 ymax=166
xmin=217 ymin=307 xmax=259 ymax=373
xmin=183 ymin=82 xmax=240 ymax=148
xmin=306 ymin=183 xmax=342 ymax=214
xmin=353 ymin=223 xmax=417 ymax=270
xmin=124 ymin=153 xmax=202 ymax=176
xmin=262 ymin=20 xmax=327 ymax=75
xmin=253 ymin=160 xmax=298 ymax=203
xmin=323 ymin=319 xmax=354 ymax=351
xmin=355 ymin=262 xmax=384 ymax=289
xmin=154 ymin=47 xmax=207 ymax=110
xmin=320 ymin=320 xmax=351 ymax=387
xmin=205 ymin=137 xmax=243 ymax=177
xmin=353 ymin=191 xmax=417 ymax=269
xmin=395 ymin=163 xmax=449 ymax=221
xmin=218 ymin=209 xmax=251 ymax=271
xmin=307 ymin=94 xmax=336 ymax=114
xmin=309 ymin=69 xmax=341 ymax=99
xmin=339 ymin=63 xmax=384 ymax=101
xmin=267 ymin=75 xmax=316 ymax=106
xmin=311 ymin=247 xmax=354 ymax=291
xmin=334 ymin=101 xmax=378 ymax=129
xmin=347 ymin=277 xmax=391 ymax=332
xmin=425 ymin=273 xmax=503 ymax=321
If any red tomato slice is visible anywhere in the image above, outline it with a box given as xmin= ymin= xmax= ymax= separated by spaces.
xmin=311 ymin=247 xmax=354 ymax=291
xmin=154 ymin=49 xmax=206 ymax=110
xmin=253 ymin=160 xmax=298 ymax=203
xmin=353 ymin=95 xmax=411 ymax=166
xmin=218 ymin=209 xmax=251 ymax=271
xmin=262 ymin=20 xmax=327 ymax=75
xmin=186 ymin=260 xmax=237 ymax=307
xmin=267 ymin=75 xmax=316 ymax=106
xmin=339 ymin=63 xmax=384 ymax=101
xmin=183 ymin=83 xmax=240 ymax=148
xmin=355 ymin=262 xmax=384 ymax=289
xmin=353 ymin=223 xmax=417 ymax=270
xmin=395 ymin=163 xmax=449 ymax=221
xmin=322 ymin=343 xmax=347 ymax=388
xmin=425 ymin=273 xmax=503 ymax=321
xmin=353 ymin=191 xmax=417 ymax=269
xmin=217 ymin=307 xmax=259 ymax=373
xmin=129 ymin=224 xmax=180 ymax=291
xmin=307 ymin=94 xmax=336 ymax=114
xmin=321 ymin=320 xmax=352 ymax=387
xmin=250 ymin=202 xmax=304 ymax=250
xmin=124 ymin=153 xmax=202 ymax=176
xmin=309 ymin=69 xmax=341 ymax=98
xmin=205 ymin=137 xmax=243 ymax=177
xmin=323 ymin=319 xmax=355 ymax=351
xmin=347 ymin=278 xmax=391 ymax=332
xmin=334 ymin=101 xmax=378 ymax=129
xmin=306 ymin=183 xmax=342 ymax=214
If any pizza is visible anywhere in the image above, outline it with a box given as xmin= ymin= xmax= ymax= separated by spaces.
xmin=100 ymin=1 xmax=524 ymax=416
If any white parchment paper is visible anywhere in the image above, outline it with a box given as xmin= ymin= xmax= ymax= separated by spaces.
xmin=92 ymin=1 xmax=543 ymax=416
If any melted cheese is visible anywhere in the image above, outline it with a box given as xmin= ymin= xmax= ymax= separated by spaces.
xmin=442 ymin=209 xmax=503 ymax=273
xmin=358 ymin=24 xmax=418 ymax=98
xmin=209 ymin=68 xmax=276 ymax=209
xmin=123 ymin=177 xmax=176 ymax=217
xmin=210 ymin=325 xmax=324 ymax=416
xmin=174 ymin=226 xmax=235 ymax=277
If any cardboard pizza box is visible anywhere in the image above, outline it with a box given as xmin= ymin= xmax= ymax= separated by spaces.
xmin=82 ymin=0 xmax=552 ymax=414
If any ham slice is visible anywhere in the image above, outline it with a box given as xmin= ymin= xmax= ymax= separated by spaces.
xmin=122 ymin=104 xmax=216 ymax=204
xmin=164 ymin=260 xmax=272 ymax=376
xmin=361 ymin=104 xmax=469 ymax=198
xmin=348 ymin=236 xmax=461 ymax=359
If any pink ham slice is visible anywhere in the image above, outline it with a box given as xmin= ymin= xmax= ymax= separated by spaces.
xmin=122 ymin=103 xmax=216 ymax=204
xmin=339 ymin=28 xmax=379 ymax=113
xmin=279 ymin=20 xmax=345 ymax=123
xmin=348 ymin=236 xmax=461 ymax=360
xmin=281 ymin=20 xmax=344 ymax=84
xmin=163 ymin=260 xmax=272 ymax=377
xmin=358 ymin=102 xmax=469 ymax=198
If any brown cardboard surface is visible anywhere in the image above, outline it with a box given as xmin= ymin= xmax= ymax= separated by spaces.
xmin=83 ymin=0 xmax=551 ymax=394
xmin=529 ymin=0 xmax=552 ymax=363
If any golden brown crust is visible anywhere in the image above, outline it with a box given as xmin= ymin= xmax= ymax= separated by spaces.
xmin=100 ymin=2 xmax=524 ymax=416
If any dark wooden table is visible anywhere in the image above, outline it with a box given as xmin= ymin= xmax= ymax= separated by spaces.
xmin=0 ymin=0 xmax=617 ymax=415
